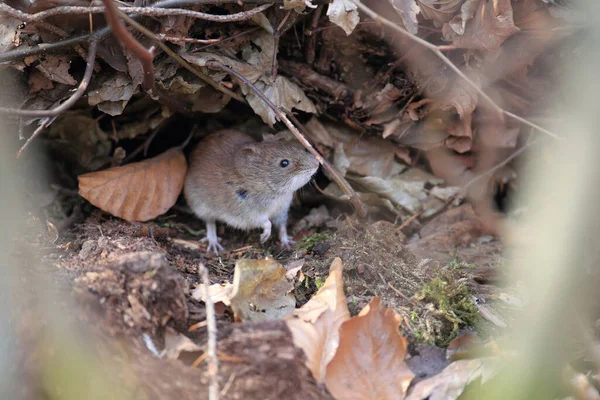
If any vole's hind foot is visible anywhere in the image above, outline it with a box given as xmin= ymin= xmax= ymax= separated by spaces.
xmin=202 ymin=220 xmax=223 ymax=255
xmin=277 ymin=224 xmax=295 ymax=250
xmin=200 ymin=236 xmax=224 ymax=256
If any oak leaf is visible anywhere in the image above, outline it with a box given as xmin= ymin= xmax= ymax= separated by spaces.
xmin=78 ymin=148 xmax=187 ymax=222
xmin=324 ymin=297 xmax=414 ymax=400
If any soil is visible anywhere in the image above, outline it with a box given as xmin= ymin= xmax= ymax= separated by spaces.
xmin=13 ymin=194 xmax=505 ymax=399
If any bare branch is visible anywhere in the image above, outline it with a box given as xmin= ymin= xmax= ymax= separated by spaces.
xmin=352 ymin=0 xmax=561 ymax=140
xmin=0 ymin=39 xmax=97 ymax=118
xmin=464 ymin=133 xmax=539 ymax=191
xmin=198 ymin=263 xmax=219 ymax=400
xmin=101 ymin=0 xmax=157 ymax=96
xmin=0 ymin=0 xmax=273 ymax=63
xmin=12 ymin=39 xmax=98 ymax=156
xmin=206 ymin=60 xmax=368 ymax=217
xmin=6 ymin=3 xmax=272 ymax=23
xmin=120 ymin=12 xmax=246 ymax=104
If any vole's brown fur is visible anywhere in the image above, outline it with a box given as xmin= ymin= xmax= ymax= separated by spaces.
xmin=184 ymin=129 xmax=319 ymax=255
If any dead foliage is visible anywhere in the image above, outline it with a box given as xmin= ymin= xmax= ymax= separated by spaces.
xmin=78 ymin=147 xmax=187 ymax=221
xmin=0 ymin=0 xmax=590 ymax=399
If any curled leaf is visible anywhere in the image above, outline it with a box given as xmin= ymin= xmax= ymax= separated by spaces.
xmin=286 ymin=258 xmax=349 ymax=382
xmin=324 ymin=297 xmax=414 ymax=400
xmin=78 ymin=148 xmax=187 ymax=222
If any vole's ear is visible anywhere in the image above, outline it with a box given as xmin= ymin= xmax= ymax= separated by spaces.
xmin=235 ymin=144 xmax=259 ymax=173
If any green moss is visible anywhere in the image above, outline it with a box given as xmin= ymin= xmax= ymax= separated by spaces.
xmin=314 ymin=277 xmax=326 ymax=289
xmin=296 ymin=232 xmax=331 ymax=252
xmin=412 ymin=261 xmax=480 ymax=346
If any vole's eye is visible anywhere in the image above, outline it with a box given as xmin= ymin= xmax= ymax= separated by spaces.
xmin=280 ymin=159 xmax=290 ymax=168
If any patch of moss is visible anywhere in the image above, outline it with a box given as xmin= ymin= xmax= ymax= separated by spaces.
xmin=412 ymin=261 xmax=479 ymax=346
xmin=296 ymin=232 xmax=331 ymax=252
xmin=314 ymin=277 xmax=326 ymax=289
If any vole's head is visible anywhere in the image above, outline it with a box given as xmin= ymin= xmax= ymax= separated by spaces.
xmin=235 ymin=140 xmax=319 ymax=193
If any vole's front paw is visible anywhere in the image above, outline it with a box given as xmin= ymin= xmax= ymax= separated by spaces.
xmin=200 ymin=236 xmax=224 ymax=256
xmin=260 ymin=220 xmax=273 ymax=244
xmin=259 ymin=230 xmax=271 ymax=244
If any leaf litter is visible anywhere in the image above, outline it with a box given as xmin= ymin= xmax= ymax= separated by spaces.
xmin=3 ymin=0 xmax=585 ymax=398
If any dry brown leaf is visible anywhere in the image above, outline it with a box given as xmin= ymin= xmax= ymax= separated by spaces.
xmin=442 ymin=0 xmax=520 ymax=51
xmin=78 ymin=148 xmax=187 ymax=222
xmin=391 ymin=0 xmax=421 ymax=34
xmin=347 ymin=174 xmax=426 ymax=214
xmin=47 ymin=111 xmax=112 ymax=171
xmin=88 ymin=73 xmax=138 ymax=116
xmin=35 ymin=55 xmax=77 ymax=86
xmin=447 ymin=0 xmax=479 ymax=36
xmin=242 ymin=75 xmax=317 ymax=127
xmin=160 ymin=328 xmax=202 ymax=360
xmin=417 ymin=0 xmax=463 ymax=26
xmin=286 ymin=257 xmax=349 ymax=382
xmin=405 ymin=359 xmax=483 ymax=400
xmin=324 ymin=297 xmax=414 ymax=400
xmin=192 ymin=282 xmax=234 ymax=306
xmin=250 ymin=12 xmax=274 ymax=34
xmin=306 ymin=119 xmax=398 ymax=178
xmin=230 ymin=257 xmax=296 ymax=322
xmin=327 ymin=0 xmax=360 ymax=35
xmin=0 ymin=15 xmax=21 ymax=53
xmin=28 ymin=69 xmax=54 ymax=94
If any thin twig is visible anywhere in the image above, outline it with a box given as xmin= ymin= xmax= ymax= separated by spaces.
xmin=0 ymin=39 xmax=97 ymax=118
xmin=18 ymin=117 xmax=53 ymax=157
xmin=397 ymin=209 xmax=424 ymax=231
xmin=207 ymin=60 xmax=368 ymax=217
xmin=271 ymin=10 xmax=293 ymax=79
xmin=101 ymin=0 xmax=157 ymax=96
xmin=0 ymin=2 xmax=272 ymax=23
xmin=352 ymin=0 xmax=561 ymax=140
xmin=387 ymin=282 xmax=418 ymax=306
xmin=464 ymin=135 xmax=539 ymax=191
xmin=193 ymin=27 xmax=260 ymax=52
xmin=304 ymin=5 xmax=323 ymax=65
xmin=119 ymin=13 xmax=246 ymax=104
xmin=199 ymin=263 xmax=219 ymax=400
xmin=0 ymin=3 xmax=73 ymax=40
